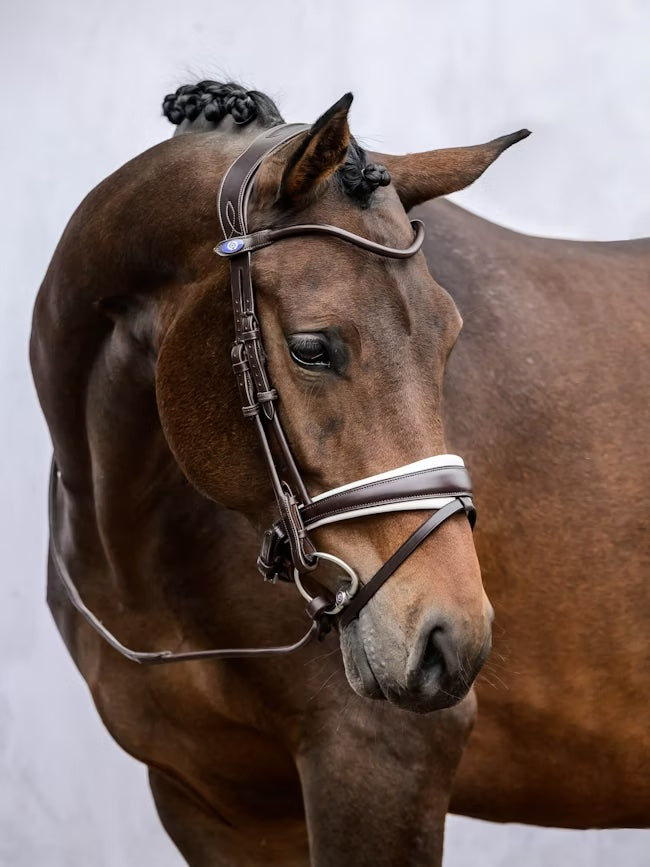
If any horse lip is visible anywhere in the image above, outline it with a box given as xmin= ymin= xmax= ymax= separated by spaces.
xmin=342 ymin=622 xmax=385 ymax=700
xmin=356 ymin=644 xmax=386 ymax=700
xmin=342 ymin=620 xmax=487 ymax=711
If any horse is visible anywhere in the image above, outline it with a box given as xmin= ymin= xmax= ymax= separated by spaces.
xmin=29 ymin=80 xmax=648 ymax=866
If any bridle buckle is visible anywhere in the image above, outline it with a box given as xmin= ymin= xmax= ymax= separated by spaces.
xmin=257 ymin=523 xmax=291 ymax=583
xmin=277 ymin=483 xmax=317 ymax=573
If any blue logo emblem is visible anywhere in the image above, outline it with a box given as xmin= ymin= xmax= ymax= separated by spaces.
xmin=219 ymin=238 xmax=245 ymax=254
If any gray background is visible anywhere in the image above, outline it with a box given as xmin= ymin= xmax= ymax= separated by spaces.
xmin=1 ymin=1 xmax=648 ymax=864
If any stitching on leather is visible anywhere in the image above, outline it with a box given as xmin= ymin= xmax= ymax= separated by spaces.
xmin=308 ymin=466 xmax=467 ymax=507
xmin=237 ymin=126 xmax=308 ymax=233
xmin=304 ymin=491 xmax=472 ymax=524
xmin=218 ymin=124 xmax=307 ymax=241
xmin=225 ymin=201 xmax=237 ymax=237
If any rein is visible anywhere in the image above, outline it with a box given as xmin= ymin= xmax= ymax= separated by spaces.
xmin=48 ymin=123 xmax=475 ymax=664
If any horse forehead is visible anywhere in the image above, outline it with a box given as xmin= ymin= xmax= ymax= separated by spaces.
xmin=256 ymin=248 xmax=430 ymax=328
xmin=250 ymin=189 xmax=442 ymax=328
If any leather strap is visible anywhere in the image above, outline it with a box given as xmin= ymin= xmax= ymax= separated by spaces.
xmin=224 ymin=125 xmax=317 ymax=571
xmin=218 ymin=123 xmax=309 ymax=237
xmin=48 ymin=460 xmax=330 ymax=664
xmin=216 ymin=220 xmax=425 ymax=259
xmin=339 ymin=498 xmax=474 ymax=628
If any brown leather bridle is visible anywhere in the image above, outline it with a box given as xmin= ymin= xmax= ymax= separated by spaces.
xmin=48 ymin=123 xmax=475 ymax=664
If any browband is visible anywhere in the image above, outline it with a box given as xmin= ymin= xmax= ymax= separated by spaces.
xmin=215 ymin=221 xmax=425 ymax=259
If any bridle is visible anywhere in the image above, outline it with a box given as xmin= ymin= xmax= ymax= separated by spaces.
xmin=48 ymin=123 xmax=475 ymax=664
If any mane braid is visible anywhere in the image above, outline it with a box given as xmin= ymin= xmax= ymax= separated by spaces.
xmin=162 ymin=80 xmax=391 ymax=206
xmin=162 ymin=80 xmax=284 ymax=129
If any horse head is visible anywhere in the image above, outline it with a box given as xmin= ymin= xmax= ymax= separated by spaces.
xmin=153 ymin=88 xmax=527 ymax=712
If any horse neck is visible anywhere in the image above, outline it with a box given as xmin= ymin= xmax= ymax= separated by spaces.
xmin=413 ymin=199 xmax=523 ymax=311
xmin=420 ymin=197 xmax=650 ymax=474
xmin=31 ymin=133 xmax=254 ymax=606
xmin=416 ymin=197 xmax=649 ymax=315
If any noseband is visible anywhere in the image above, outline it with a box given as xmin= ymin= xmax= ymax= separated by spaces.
xmin=49 ymin=123 xmax=475 ymax=664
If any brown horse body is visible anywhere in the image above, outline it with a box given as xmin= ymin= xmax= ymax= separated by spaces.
xmin=426 ymin=201 xmax=650 ymax=828
xmin=31 ymin=85 xmax=649 ymax=865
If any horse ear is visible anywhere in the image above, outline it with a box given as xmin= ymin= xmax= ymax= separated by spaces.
xmin=278 ymin=93 xmax=353 ymax=203
xmin=379 ymin=129 xmax=531 ymax=211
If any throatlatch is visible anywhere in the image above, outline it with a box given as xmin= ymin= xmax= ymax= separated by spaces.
xmin=48 ymin=122 xmax=475 ymax=664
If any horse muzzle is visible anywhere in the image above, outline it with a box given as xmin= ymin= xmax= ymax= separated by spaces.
xmin=340 ymin=595 xmax=493 ymax=713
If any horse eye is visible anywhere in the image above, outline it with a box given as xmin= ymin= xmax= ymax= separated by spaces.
xmin=288 ymin=334 xmax=331 ymax=370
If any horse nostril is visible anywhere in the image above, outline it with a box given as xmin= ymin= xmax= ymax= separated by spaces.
xmin=407 ymin=620 xmax=457 ymax=690
xmin=421 ymin=627 xmax=446 ymax=679
xmin=405 ymin=615 xmax=489 ymax=708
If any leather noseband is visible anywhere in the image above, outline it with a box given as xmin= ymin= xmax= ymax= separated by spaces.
xmin=48 ymin=123 xmax=475 ymax=663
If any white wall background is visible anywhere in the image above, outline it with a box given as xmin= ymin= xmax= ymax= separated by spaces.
xmin=1 ymin=1 xmax=648 ymax=865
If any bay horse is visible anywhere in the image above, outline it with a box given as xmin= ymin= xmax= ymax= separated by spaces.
xmin=30 ymin=80 xmax=649 ymax=866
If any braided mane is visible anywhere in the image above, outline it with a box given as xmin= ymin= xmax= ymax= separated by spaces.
xmin=162 ymin=79 xmax=390 ymax=207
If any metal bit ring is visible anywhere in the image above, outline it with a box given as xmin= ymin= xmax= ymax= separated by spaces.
xmin=293 ymin=551 xmax=359 ymax=615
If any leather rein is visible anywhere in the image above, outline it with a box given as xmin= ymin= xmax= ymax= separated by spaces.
xmin=48 ymin=123 xmax=475 ymax=664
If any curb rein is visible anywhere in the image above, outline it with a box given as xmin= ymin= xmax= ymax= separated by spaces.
xmin=48 ymin=123 xmax=476 ymax=664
